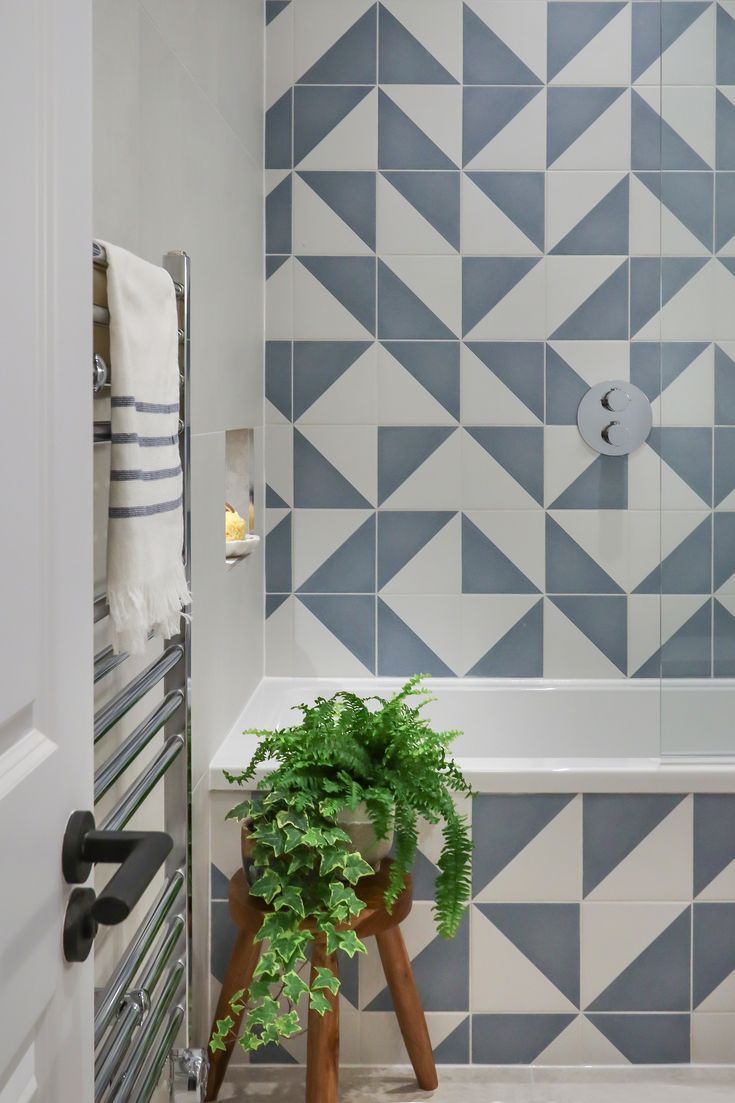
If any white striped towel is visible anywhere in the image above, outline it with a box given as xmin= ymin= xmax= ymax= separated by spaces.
xmin=100 ymin=240 xmax=191 ymax=654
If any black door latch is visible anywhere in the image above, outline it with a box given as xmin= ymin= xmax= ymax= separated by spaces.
xmin=62 ymin=810 xmax=173 ymax=962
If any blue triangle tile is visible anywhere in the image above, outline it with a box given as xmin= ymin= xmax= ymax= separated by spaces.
xmin=551 ymin=595 xmax=627 ymax=673
xmin=472 ymin=794 xmax=576 ymax=895
xmin=266 ymin=173 xmax=292 ymax=254
xmin=211 ymin=862 xmax=230 ymax=901
xmin=210 ymin=901 xmax=238 ymax=984
xmin=293 ymin=340 xmax=372 ymax=420
xmin=266 ymin=513 xmax=292 ymax=593
xmin=548 ymin=2 xmax=626 ymax=82
xmin=299 ymin=594 xmax=376 ymax=671
xmin=585 ymin=1014 xmax=690 ymax=1064
xmin=466 ymin=172 xmax=545 ymax=252
xmin=266 ymin=483 xmax=290 ymax=509
xmin=714 ymin=600 xmax=735 ymax=677
xmin=382 ymin=341 xmax=460 ymax=419
xmin=648 ymin=426 xmax=713 ymax=505
xmin=294 ymin=430 xmax=373 ymax=509
xmin=299 ymin=5 xmax=376 ymax=84
xmin=632 ymin=89 xmax=711 ymax=171
xmin=462 ymin=515 xmax=539 ymax=594
xmin=694 ymin=903 xmax=735 ymax=1007
xmin=379 ymin=89 xmax=457 ymax=170
xmin=631 ymin=341 xmax=710 ymax=402
xmin=266 ymin=341 xmax=292 ymax=421
xmin=466 ymin=342 xmax=544 ymax=421
xmin=411 ymin=848 xmax=440 ymax=901
xmin=367 ymin=911 xmax=468 ymax=1010
xmin=433 ymin=1016 xmax=470 ymax=1065
xmin=635 ymin=600 xmax=712 ymax=679
xmin=547 ymin=87 xmax=625 ymax=167
xmin=462 ymin=257 xmax=541 ymax=337
xmin=378 ymin=510 xmax=456 ymax=588
xmin=716 ymin=427 xmax=735 ymax=505
xmin=299 ymin=171 xmax=376 ymax=250
xmin=473 ymin=1014 xmax=577 ymax=1064
xmin=463 ymin=4 xmax=542 ymax=85
xmin=550 ymin=260 xmax=628 ymax=341
xmin=379 ymin=3 xmax=457 ymax=84
xmin=251 ymin=1042 xmax=299 ymax=1065
xmin=551 ymin=177 xmax=629 ymax=255
xmin=266 ymin=593 xmax=290 ymax=617
xmin=479 ymin=903 xmax=580 ymax=1006
xmin=720 ymin=257 xmax=735 ymax=279
xmin=377 ymin=599 xmax=454 ymax=676
xmin=546 ymin=516 xmax=623 ymax=594
xmin=715 ymin=513 xmax=735 ymax=591
xmin=718 ymin=89 xmax=735 ymax=169
xmin=663 ymin=256 xmax=709 ymax=305
xmin=463 ymin=86 xmax=542 ymax=167
xmin=659 ymin=173 xmax=714 ymax=252
xmin=266 ymin=89 xmax=292 ymax=170
xmin=266 ymin=0 xmax=291 ymax=25
xmin=630 ymin=257 xmax=661 ymax=337
xmin=266 ymin=254 xmax=289 ymax=279
xmin=378 ymin=426 xmax=456 ymax=504
xmin=337 ymin=950 xmax=360 ymax=1009
xmin=545 ymin=346 xmax=588 ymax=425
xmin=588 ymin=909 xmax=691 ymax=1012
xmin=378 ymin=261 xmax=456 ymax=340
xmin=583 ymin=795 xmax=686 ymax=897
xmin=294 ymin=86 xmax=372 ymax=164
xmin=466 ymin=426 xmax=544 ymax=505
xmin=550 ymin=455 xmax=628 ymax=510
xmin=298 ymin=256 xmax=376 ymax=334
xmin=298 ymin=515 xmax=375 ymax=594
xmin=381 ymin=171 xmax=460 ymax=250
xmin=467 ymin=600 xmax=543 ymax=678
xmin=633 ymin=0 xmax=710 ymax=82
xmin=719 ymin=2 xmax=735 ymax=83
xmin=716 ymin=345 xmax=735 ymax=423
xmin=694 ymin=795 xmax=735 ymax=896
xmin=716 ymin=173 xmax=735 ymax=252
xmin=634 ymin=515 xmax=711 ymax=595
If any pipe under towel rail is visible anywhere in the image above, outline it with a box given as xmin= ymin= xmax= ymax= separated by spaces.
xmin=94 ymin=644 xmax=184 ymax=743
xmin=94 ymin=690 xmax=184 ymax=803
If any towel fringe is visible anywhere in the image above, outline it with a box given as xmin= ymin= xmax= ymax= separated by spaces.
xmin=108 ymin=564 xmax=191 ymax=655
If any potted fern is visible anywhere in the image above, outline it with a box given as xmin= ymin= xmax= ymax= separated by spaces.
xmin=211 ymin=675 xmax=473 ymax=1056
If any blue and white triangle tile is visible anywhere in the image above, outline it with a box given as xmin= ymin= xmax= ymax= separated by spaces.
xmin=294 ymin=593 xmax=376 ymax=675
xmin=471 ymin=903 xmax=580 ymax=1013
xmin=547 ymin=87 xmax=630 ymax=170
xmin=694 ymin=793 xmax=735 ymax=900
xmin=294 ymin=256 xmax=376 ymax=339
xmin=463 ymin=0 xmax=547 ymax=86
xmin=633 ymin=342 xmax=714 ymax=427
xmin=265 ymin=424 xmax=293 ymax=508
xmin=714 ymin=512 xmax=735 ymax=594
xmin=294 ymin=86 xmax=378 ymax=170
xmin=378 ymin=426 xmax=461 ymax=509
xmin=293 ymin=340 xmax=377 ymax=424
xmin=718 ymin=87 xmax=735 ymax=170
xmin=547 ymin=1 xmax=631 ymax=87
xmin=378 ymin=510 xmax=462 ymax=594
xmin=546 ymin=341 xmax=630 ymax=427
xmin=378 ymin=170 xmax=460 ymax=255
xmin=657 ymin=172 xmax=715 ymax=256
xmin=266 ymin=0 xmax=293 ymax=110
xmin=266 ymin=170 xmax=292 ymax=256
xmin=715 ymin=426 xmax=735 ymax=507
xmin=463 ymin=86 xmax=547 ymax=170
xmin=462 ymin=342 xmax=543 ymax=426
xmin=266 ymin=255 xmax=292 ymax=339
xmin=462 ymin=427 xmax=544 ymax=510
xmin=646 ymin=426 xmax=712 ymax=509
xmin=631 ymin=511 xmax=711 ymax=596
xmin=462 ymin=257 xmax=546 ymax=340
xmin=293 ymin=172 xmax=376 ymax=255
xmin=547 ymin=257 xmax=629 ymax=342
xmin=265 ymin=593 xmax=294 ymax=676
xmin=715 ymin=258 xmax=735 ymax=340
xmin=294 ymin=426 xmax=376 ymax=509
xmin=714 ymin=595 xmax=735 ymax=675
xmin=379 ymin=86 xmax=462 ymax=169
xmin=294 ymin=0 xmax=377 ymax=85
xmin=630 ymin=171 xmax=662 ymax=256
xmin=378 ymin=256 xmax=460 ymax=340
xmin=544 ymin=596 xmax=627 ymax=679
xmin=627 ymin=594 xmax=662 ymax=678
xmin=547 ymin=172 xmax=629 ymax=256
xmin=693 ymin=902 xmax=735 ymax=1010
xmin=716 ymin=174 xmax=735 ymax=255
xmin=265 ymin=509 xmax=292 ymax=595
xmin=266 ymin=88 xmax=293 ymax=170
xmin=581 ymin=1012 xmax=691 ymax=1065
xmin=716 ymin=343 xmax=735 ymax=423
xmin=583 ymin=794 xmax=693 ymax=902
xmin=719 ymin=1 xmax=735 ymax=83
xmin=360 ymin=1012 xmax=470 ymax=1065
xmin=472 ymin=1013 xmax=582 ymax=1065
xmin=379 ymin=0 xmax=462 ymax=85
xmin=292 ymin=510 xmax=375 ymax=594
xmin=633 ymin=0 xmax=714 ymax=87
xmin=662 ymin=86 xmax=716 ymax=169
xmin=544 ymin=426 xmax=628 ymax=510
xmin=378 ymin=341 xmax=460 ymax=425
xmin=546 ymin=513 xmax=626 ymax=596
xmin=637 ymin=596 xmax=712 ymax=679
xmin=461 ymin=595 xmax=544 ymax=678
xmin=630 ymin=257 xmax=714 ymax=342
xmin=462 ymin=511 xmax=544 ymax=595
xmin=472 ymin=794 xmax=582 ymax=903
xmin=377 ymin=595 xmax=462 ymax=676
xmin=461 ymin=172 xmax=545 ymax=256
xmin=266 ymin=340 xmax=292 ymax=425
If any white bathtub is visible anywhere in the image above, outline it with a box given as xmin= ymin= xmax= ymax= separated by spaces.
xmin=209 ymin=677 xmax=735 ymax=793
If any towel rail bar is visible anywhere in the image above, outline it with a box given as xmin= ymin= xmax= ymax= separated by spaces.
xmin=94 ymin=869 xmax=184 ymax=1046
xmin=100 ymin=734 xmax=184 ymax=833
xmin=94 ymin=644 xmax=184 ymax=743
xmin=94 ymin=690 xmax=184 ymax=803
xmin=93 ymin=419 xmax=184 ymax=445
xmin=135 ymin=1004 xmax=185 ymax=1103
xmin=93 ymin=243 xmax=184 ymax=299
xmin=94 ymin=645 xmax=128 ymax=684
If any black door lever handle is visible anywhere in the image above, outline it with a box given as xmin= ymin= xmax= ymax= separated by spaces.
xmin=62 ymin=810 xmax=173 ymax=961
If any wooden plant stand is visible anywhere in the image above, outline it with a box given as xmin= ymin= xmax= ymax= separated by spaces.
xmin=205 ymin=860 xmax=438 ymax=1102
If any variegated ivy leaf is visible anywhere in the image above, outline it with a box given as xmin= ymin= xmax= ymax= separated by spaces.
xmin=282 ymin=971 xmax=309 ymax=1004
xmin=309 ymin=990 xmax=332 ymax=1017
xmin=312 ymin=966 xmax=340 ymax=995
xmin=341 ymin=852 xmax=375 ymax=885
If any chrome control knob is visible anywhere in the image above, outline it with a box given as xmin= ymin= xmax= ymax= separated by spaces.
xmin=601 ymin=421 xmax=629 ymax=448
xmin=602 ymin=386 xmax=630 ymax=413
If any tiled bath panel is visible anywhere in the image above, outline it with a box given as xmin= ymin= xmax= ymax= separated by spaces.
xmin=263 ymin=0 xmax=735 ymax=680
xmin=207 ymin=791 xmax=735 ymax=1068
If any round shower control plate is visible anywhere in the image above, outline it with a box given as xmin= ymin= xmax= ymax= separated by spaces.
xmin=577 ymin=379 xmax=652 ymax=457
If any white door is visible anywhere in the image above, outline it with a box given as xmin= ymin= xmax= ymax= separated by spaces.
xmin=0 ymin=2 xmax=93 ymax=1101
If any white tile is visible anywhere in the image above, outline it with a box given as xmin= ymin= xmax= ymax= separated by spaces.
xmin=267 ymin=257 xmax=294 ymax=340
xmin=692 ymin=1014 xmax=735 ymax=1063
xmin=461 ymin=344 xmax=542 ymax=426
xmin=265 ymin=594 xmax=295 ymax=676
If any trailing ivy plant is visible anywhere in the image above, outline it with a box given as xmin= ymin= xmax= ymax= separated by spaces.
xmin=211 ymin=675 xmax=473 ymax=1056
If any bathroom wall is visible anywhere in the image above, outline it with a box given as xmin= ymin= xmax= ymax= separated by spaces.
xmin=92 ymin=0 xmax=265 ymax=1062
xmin=264 ymin=0 xmax=735 ymax=680
xmin=208 ymin=788 xmax=735 ymax=1066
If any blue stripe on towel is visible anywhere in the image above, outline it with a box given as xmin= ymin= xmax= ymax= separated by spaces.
xmin=111 ymin=432 xmax=179 ymax=447
xmin=110 ymin=466 xmax=181 ymax=482
xmin=109 ymin=494 xmax=183 ymax=519
xmin=111 ymin=396 xmax=180 ymax=414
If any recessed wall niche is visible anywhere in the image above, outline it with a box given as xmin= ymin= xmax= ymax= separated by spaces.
xmin=225 ymin=428 xmax=259 ymax=566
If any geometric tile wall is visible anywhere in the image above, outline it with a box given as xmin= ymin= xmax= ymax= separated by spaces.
xmin=209 ymin=790 xmax=735 ymax=1065
xmin=264 ymin=0 xmax=735 ymax=679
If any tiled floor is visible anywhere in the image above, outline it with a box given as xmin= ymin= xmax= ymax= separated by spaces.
xmin=220 ymin=1066 xmax=735 ymax=1102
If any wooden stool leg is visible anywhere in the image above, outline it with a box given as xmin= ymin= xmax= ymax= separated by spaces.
xmin=376 ymin=926 xmax=438 ymax=1091
xmin=306 ymin=941 xmax=339 ymax=1103
xmin=205 ymin=926 xmax=261 ymax=1102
